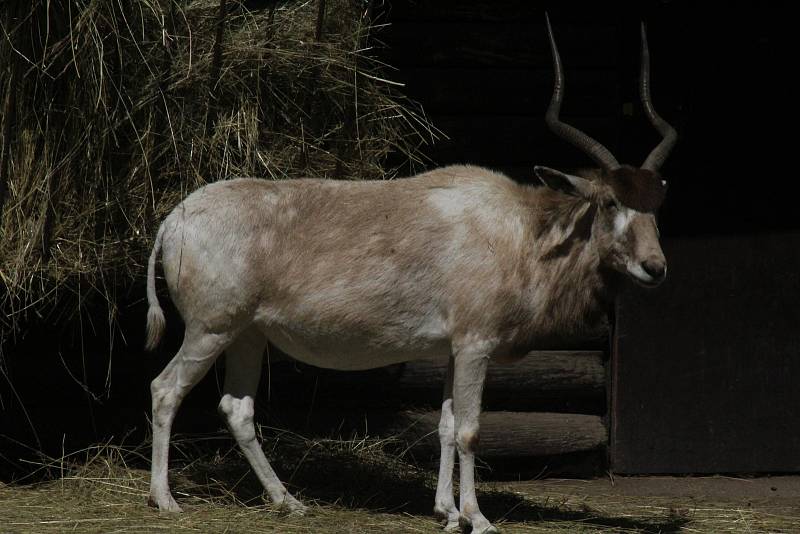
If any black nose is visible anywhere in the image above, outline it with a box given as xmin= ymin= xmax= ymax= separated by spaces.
xmin=642 ymin=259 xmax=666 ymax=280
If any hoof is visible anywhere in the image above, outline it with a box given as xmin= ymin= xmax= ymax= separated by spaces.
xmin=434 ymin=504 xmax=461 ymax=531
xmin=279 ymin=495 xmax=308 ymax=515
xmin=459 ymin=515 xmax=499 ymax=534
xmin=466 ymin=525 xmax=499 ymax=534
xmin=148 ymin=494 xmax=183 ymax=513
xmin=443 ymin=520 xmax=460 ymax=532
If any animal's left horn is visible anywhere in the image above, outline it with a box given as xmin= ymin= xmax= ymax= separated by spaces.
xmin=640 ymin=22 xmax=677 ymax=172
xmin=545 ymin=13 xmax=620 ymax=171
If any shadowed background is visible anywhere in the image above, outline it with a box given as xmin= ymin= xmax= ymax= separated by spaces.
xmin=2 ymin=0 xmax=798 ymax=480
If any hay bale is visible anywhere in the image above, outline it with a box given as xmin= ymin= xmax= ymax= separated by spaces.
xmin=0 ymin=0 xmax=435 ymax=339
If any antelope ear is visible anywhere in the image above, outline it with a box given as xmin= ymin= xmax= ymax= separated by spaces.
xmin=534 ymin=166 xmax=594 ymax=199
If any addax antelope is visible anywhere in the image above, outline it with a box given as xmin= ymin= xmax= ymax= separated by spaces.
xmin=145 ymin=16 xmax=676 ymax=534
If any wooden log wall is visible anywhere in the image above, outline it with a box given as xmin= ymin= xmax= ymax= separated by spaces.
xmin=262 ymin=349 xmax=609 ymax=465
xmin=398 ymin=411 xmax=607 ymax=458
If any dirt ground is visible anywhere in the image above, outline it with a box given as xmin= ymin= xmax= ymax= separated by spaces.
xmin=4 ymin=470 xmax=799 ymax=533
xmin=494 ymin=476 xmax=800 ymax=532
xmin=2 ymin=438 xmax=798 ymax=533
xmin=516 ymin=474 xmax=800 ymax=504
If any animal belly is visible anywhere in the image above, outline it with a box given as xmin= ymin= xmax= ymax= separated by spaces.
xmin=262 ymin=325 xmax=451 ymax=370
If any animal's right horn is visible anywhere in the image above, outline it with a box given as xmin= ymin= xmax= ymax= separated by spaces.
xmin=544 ymin=13 xmax=620 ymax=171
xmin=640 ymin=22 xmax=677 ymax=172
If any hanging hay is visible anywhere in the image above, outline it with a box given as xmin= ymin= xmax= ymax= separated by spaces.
xmin=0 ymin=0 xmax=436 ymax=341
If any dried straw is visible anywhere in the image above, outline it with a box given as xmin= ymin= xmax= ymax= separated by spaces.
xmin=0 ymin=0 xmax=436 ymax=341
xmin=4 ymin=431 xmax=792 ymax=533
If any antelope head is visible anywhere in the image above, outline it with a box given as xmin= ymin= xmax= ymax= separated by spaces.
xmin=535 ymin=15 xmax=677 ymax=288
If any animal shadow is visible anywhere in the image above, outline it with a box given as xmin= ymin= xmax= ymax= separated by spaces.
xmin=182 ymin=438 xmax=689 ymax=533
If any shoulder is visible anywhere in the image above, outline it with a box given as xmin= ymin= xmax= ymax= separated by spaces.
xmin=413 ymin=165 xmax=518 ymax=189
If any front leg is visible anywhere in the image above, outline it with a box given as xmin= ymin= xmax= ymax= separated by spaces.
xmin=453 ymin=343 xmax=498 ymax=534
xmin=434 ymin=356 xmax=460 ymax=531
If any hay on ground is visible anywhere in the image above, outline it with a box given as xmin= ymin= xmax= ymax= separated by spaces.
xmin=3 ymin=431 xmax=795 ymax=533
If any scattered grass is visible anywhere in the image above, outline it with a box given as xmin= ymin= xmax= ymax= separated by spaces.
xmin=3 ymin=431 xmax=794 ymax=533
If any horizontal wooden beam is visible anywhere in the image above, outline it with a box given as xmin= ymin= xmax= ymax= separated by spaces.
xmin=397 ymin=410 xmax=607 ymax=457
xmin=261 ymin=351 xmax=606 ymax=413
xmin=400 ymin=350 xmax=605 ymax=397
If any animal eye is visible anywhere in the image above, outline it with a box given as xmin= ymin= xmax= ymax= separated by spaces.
xmin=604 ymin=200 xmax=617 ymax=210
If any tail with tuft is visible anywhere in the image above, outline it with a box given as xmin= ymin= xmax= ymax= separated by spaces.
xmin=145 ymin=223 xmax=167 ymax=351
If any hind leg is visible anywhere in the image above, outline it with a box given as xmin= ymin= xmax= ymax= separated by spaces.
xmin=434 ymin=355 xmax=460 ymax=531
xmin=218 ymin=327 xmax=306 ymax=513
xmin=149 ymin=328 xmax=234 ymax=512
